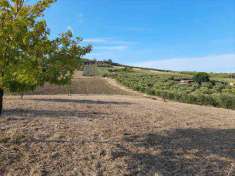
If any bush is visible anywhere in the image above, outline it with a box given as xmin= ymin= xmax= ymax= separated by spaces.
xmin=108 ymin=70 xmax=235 ymax=110
xmin=120 ymin=67 xmax=133 ymax=72
xmin=145 ymin=88 xmax=155 ymax=95
xmin=215 ymin=94 xmax=235 ymax=109
xmin=193 ymin=72 xmax=210 ymax=84
xmin=214 ymin=82 xmax=226 ymax=92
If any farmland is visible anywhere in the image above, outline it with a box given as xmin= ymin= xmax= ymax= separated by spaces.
xmin=28 ymin=72 xmax=132 ymax=96
xmin=0 ymin=70 xmax=234 ymax=175
xmin=1 ymin=94 xmax=235 ymax=176
xmin=99 ymin=66 xmax=235 ymax=109
xmin=1 ymin=0 xmax=235 ymax=175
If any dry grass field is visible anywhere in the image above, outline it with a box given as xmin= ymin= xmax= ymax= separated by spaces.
xmin=30 ymin=72 xmax=134 ymax=96
xmin=0 ymin=74 xmax=235 ymax=176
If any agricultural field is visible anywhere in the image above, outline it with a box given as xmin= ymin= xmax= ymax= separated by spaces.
xmin=1 ymin=93 xmax=235 ymax=176
xmin=99 ymin=67 xmax=235 ymax=109
xmin=28 ymin=72 xmax=132 ymax=96
xmin=0 ymin=70 xmax=234 ymax=175
xmin=1 ymin=1 xmax=235 ymax=175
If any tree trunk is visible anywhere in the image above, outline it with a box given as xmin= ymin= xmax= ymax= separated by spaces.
xmin=20 ymin=93 xmax=24 ymax=100
xmin=0 ymin=88 xmax=3 ymax=116
xmin=67 ymin=83 xmax=72 ymax=96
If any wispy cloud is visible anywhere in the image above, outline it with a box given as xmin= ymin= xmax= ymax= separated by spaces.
xmin=84 ymin=37 xmax=134 ymax=58
xmin=83 ymin=38 xmax=110 ymax=43
xmin=134 ymin=54 xmax=235 ymax=73
xmin=83 ymin=37 xmax=136 ymax=45
xmin=95 ymin=45 xmax=128 ymax=51
xmin=86 ymin=45 xmax=129 ymax=60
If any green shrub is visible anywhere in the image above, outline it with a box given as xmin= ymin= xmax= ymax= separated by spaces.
xmin=108 ymin=69 xmax=235 ymax=110
xmin=214 ymin=82 xmax=226 ymax=92
xmin=193 ymin=72 xmax=210 ymax=84
xmin=145 ymin=88 xmax=155 ymax=95
xmin=201 ymin=82 xmax=213 ymax=88
xmin=215 ymin=94 xmax=235 ymax=109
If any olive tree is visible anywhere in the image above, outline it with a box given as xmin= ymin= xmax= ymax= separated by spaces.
xmin=0 ymin=0 xmax=91 ymax=115
xmin=192 ymin=72 xmax=210 ymax=85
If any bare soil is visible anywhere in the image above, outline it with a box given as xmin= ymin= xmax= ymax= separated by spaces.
xmin=0 ymin=94 xmax=235 ymax=176
xmin=29 ymin=72 xmax=134 ymax=96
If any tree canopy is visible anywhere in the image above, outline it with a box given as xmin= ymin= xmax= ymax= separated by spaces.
xmin=0 ymin=0 xmax=92 ymax=114
xmin=192 ymin=72 xmax=210 ymax=85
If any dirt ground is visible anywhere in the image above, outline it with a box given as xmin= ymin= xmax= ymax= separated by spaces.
xmin=0 ymin=94 xmax=235 ymax=176
xmin=29 ymin=72 xmax=134 ymax=96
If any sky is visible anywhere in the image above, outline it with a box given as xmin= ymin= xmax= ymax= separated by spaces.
xmin=42 ymin=0 xmax=235 ymax=72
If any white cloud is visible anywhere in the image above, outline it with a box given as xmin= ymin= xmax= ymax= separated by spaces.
xmin=83 ymin=37 xmax=136 ymax=45
xmin=83 ymin=38 xmax=110 ymax=43
xmin=84 ymin=37 xmax=132 ymax=58
xmin=95 ymin=45 xmax=128 ymax=51
xmin=86 ymin=46 xmax=128 ymax=60
xmin=134 ymin=54 xmax=235 ymax=73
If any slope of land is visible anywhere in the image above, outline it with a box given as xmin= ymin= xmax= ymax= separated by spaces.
xmin=99 ymin=67 xmax=235 ymax=110
xmin=1 ymin=94 xmax=235 ymax=176
xmin=1 ymin=71 xmax=235 ymax=175
xmin=30 ymin=72 xmax=135 ymax=96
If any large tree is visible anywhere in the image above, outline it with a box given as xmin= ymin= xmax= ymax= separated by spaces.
xmin=0 ymin=0 xmax=91 ymax=115
xmin=45 ymin=31 xmax=92 ymax=95
xmin=192 ymin=72 xmax=210 ymax=85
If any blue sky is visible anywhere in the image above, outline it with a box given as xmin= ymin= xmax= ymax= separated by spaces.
xmin=43 ymin=0 xmax=235 ymax=72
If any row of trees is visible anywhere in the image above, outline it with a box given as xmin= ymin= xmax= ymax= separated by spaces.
xmin=0 ymin=0 xmax=92 ymax=115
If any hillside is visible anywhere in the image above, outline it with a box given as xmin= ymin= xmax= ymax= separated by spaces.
xmin=1 ymin=70 xmax=235 ymax=175
xmin=1 ymin=1 xmax=234 ymax=175
xmin=97 ymin=65 xmax=235 ymax=110
xmin=28 ymin=72 xmax=134 ymax=96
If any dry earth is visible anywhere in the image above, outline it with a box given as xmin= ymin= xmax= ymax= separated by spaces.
xmin=0 ymin=73 xmax=235 ymax=176
xmin=29 ymin=72 xmax=134 ymax=96
xmin=0 ymin=95 xmax=235 ymax=176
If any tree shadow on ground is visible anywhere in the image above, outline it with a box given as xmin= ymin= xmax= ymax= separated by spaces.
xmin=32 ymin=98 xmax=132 ymax=105
xmin=3 ymin=109 xmax=109 ymax=119
xmin=121 ymin=128 xmax=235 ymax=176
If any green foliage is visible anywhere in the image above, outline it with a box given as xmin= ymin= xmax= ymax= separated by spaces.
xmin=103 ymin=59 xmax=113 ymax=65
xmin=215 ymin=94 xmax=235 ymax=109
xmin=45 ymin=31 xmax=92 ymax=85
xmin=192 ymin=72 xmax=210 ymax=84
xmin=103 ymin=68 xmax=235 ymax=110
xmin=107 ymin=59 xmax=113 ymax=64
xmin=3 ymin=56 xmax=40 ymax=94
xmin=0 ymin=0 xmax=91 ymax=95
xmin=120 ymin=67 xmax=134 ymax=73
xmin=0 ymin=0 xmax=54 ymax=91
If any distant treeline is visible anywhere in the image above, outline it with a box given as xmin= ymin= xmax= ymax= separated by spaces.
xmin=82 ymin=58 xmax=235 ymax=78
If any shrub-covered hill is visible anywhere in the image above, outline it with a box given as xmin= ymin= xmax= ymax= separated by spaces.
xmin=99 ymin=66 xmax=235 ymax=110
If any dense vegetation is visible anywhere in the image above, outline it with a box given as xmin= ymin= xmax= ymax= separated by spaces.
xmin=101 ymin=67 xmax=235 ymax=109
xmin=0 ymin=0 xmax=91 ymax=115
